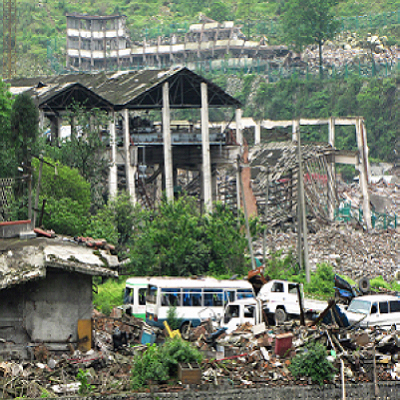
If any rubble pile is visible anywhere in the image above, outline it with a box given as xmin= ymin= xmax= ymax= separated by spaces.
xmin=1 ymin=308 xmax=400 ymax=398
xmin=256 ymin=177 xmax=399 ymax=281
xmin=257 ymin=225 xmax=398 ymax=281
xmin=302 ymin=32 xmax=398 ymax=70
xmin=197 ymin=321 xmax=400 ymax=388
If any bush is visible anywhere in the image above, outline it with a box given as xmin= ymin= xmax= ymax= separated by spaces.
xmin=131 ymin=338 xmax=202 ymax=390
xmin=131 ymin=344 xmax=169 ymax=390
xmin=159 ymin=337 xmax=202 ymax=377
xmin=93 ymin=278 xmax=124 ymax=315
xmin=289 ymin=342 xmax=336 ymax=385
xmin=166 ymin=306 xmax=182 ymax=330
xmin=304 ymin=263 xmax=335 ymax=297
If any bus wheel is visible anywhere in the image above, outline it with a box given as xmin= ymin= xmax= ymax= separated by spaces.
xmin=180 ymin=322 xmax=191 ymax=340
xmin=275 ymin=308 xmax=287 ymax=325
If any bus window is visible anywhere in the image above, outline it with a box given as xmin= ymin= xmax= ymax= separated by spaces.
xmin=237 ymin=289 xmax=253 ymax=300
xmin=204 ymin=289 xmax=223 ymax=306
xmin=147 ymin=285 xmax=158 ymax=304
xmin=124 ymin=288 xmax=133 ymax=305
xmin=139 ymin=288 xmax=146 ymax=305
xmin=182 ymin=288 xmax=202 ymax=306
xmin=161 ymin=288 xmax=181 ymax=306
xmin=224 ymin=290 xmax=235 ymax=305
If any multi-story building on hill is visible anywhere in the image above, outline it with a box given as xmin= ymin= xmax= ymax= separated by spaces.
xmin=66 ymin=14 xmax=289 ymax=71
xmin=66 ymin=13 xmax=132 ymax=70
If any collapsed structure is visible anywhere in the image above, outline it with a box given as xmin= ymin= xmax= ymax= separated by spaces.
xmin=66 ymin=14 xmax=289 ymax=71
xmin=0 ymin=233 xmax=119 ymax=360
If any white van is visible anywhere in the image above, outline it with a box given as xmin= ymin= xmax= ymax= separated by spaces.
xmin=345 ymin=294 xmax=400 ymax=329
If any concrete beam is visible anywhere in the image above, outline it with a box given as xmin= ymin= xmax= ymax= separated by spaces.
xmin=162 ymin=82 xmax=174 ymax=202
xmin=235 ymin=108 xmax=243 ymax=146
xmin=356 ymin=117 xmax=372 ymax=230
xmin=108 ymin=112 xmax=118 ymax=199
xmin=123 ymin=109 xmax=136 ymax=204
xmin=201 ymin=82 xmax=212 ymax=212
xmin=255 ymin=121 xmax=261 ymax=144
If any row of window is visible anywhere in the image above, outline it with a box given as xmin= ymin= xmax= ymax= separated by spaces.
xmin=150 ymin=287 xmax=253 ymax=307
xmin=372 ymin=301 xmax=400 ymax=314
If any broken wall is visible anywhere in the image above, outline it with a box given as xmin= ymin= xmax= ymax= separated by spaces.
xmin=0 ymin=268 xmax=92 ymax=358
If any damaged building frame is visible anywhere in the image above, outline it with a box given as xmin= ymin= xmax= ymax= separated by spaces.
xmin=65 ymin=14 xmax=289 ymax=71
xmin=0 ymin=237 xmax=118 ymax=359
xmin=6 ymin=67 xmax=243 ymax=212
xmin=214 ymin=116 xmax=372 ymax=231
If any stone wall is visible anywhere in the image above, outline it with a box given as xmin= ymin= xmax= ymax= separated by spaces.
xmin=57 ymin=382 xmax=400 ymax=400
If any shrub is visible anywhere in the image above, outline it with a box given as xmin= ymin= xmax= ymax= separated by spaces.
xmin=131 ymin=344 xmax=169 ymax=390
xmin=76 ymin=368 xmax=94 ymax=395
xmin=166 ymin=306 xmax=182 ymax=330
xmin=289 ymin=342 xmax=336 ymax=385
xmin=131 ymin=338 xmax=202 ymax=390
xmin=159 ymin=337 xmax=203 ymax=377
xmin=93 ymin=278 xmax=124 ymax=315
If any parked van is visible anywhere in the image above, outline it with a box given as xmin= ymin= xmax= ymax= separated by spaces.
xmin=345 ymin=294 xmax=400 ymax=329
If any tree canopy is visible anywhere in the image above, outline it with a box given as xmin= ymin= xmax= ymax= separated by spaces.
xmin=0 ymin=81 xmax=15 ymax=178
xmin=10 ymin=92 xmax=39 ymax=166
xmin=128 ymin=195 xmax=251 ymax=277
xmin=281 ymin=0 xmax=340 ymax=77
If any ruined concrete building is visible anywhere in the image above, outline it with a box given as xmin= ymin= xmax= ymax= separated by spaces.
xmin=66 ymin=14 xmax=289 ymax=71
xmin=66 ymin=13 xmax=132 ymax=70
xmin=0 ymin=223 xmax=119 ymax=359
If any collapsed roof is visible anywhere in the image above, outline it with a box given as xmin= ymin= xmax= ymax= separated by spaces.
xmin=6 ymin=67 xmax=242 ymax=112
xmin=0 ymin=237 xmax=118 ymax=290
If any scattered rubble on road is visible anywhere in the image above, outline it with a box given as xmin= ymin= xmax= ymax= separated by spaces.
xmin=1 ymin=304 xmax=400 ymax=398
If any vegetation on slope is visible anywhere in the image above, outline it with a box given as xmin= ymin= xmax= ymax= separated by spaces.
xmin=1 ymin=0 xmax=399 ymax=76
xmin=209 ymin=73 xmax=400 ymax=164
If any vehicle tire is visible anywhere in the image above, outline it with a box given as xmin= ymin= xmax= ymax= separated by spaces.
xmin=358 ymin=277 xmax=370 ymax=294
xmin=275 ymin=308 xmax=287 ymax=325
xmin=180 ymin=322 xmax=191 ymax=340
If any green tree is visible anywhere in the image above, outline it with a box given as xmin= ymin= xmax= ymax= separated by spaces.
xmin=85 ymin=191 xmax=137 ymax=248
xmin=45 ymin=103 xmax=110 ymax=210
xmin=0 ymin=81 xmax=14 ymax=178
xmin=10 ymin=92 xmax=39 ymax=167
xmin=32 ymin=157 xmax=91 ymax=236
xmin=128 ymin=195 xmax=250 ymax=277
xmin=281 ymin=0 xmax=340 ymax=78
xmin=289 ymin=341 xmax=336 ymax=384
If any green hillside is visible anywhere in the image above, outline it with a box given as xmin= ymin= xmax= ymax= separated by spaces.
xmin=1 ymin=0 xmax=399 ymax=76
xmin=1 ymin=0 xmax=399 ymax=163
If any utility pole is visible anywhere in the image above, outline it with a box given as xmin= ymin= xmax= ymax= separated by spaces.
xmin=296 ymin=122 xmax=310 ymax=283
xmin=262 ymin=168 xmax=269 ymax=266
xmin=237 ymin=156 xmax=256 ymax=270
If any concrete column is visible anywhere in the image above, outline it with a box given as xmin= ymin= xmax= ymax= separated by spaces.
xmin=212 ymin=169 xmax=218 ymax=202
xmin=201 ymin=82 xmax=212 ymax=212
xmin=123 ymin=109 xmax=136 ymax=204
xmin=255 ymin=121 xmax=261 ymax=144
xmin=108 ymin=111 xmax=118 ymax=199
xmin=39 ymin=110 xmax=45 ymax=132
xmin=292 ymin=119 xmax=299 ymax=141
xmin=50 ymin=115 xmax=61 ymax=146
xmin=356 ymin=117 xmax=372 ymax=230
xmin=162 ymin=82 xmax=174 ymax=202
xmin=235 ymin=108 xmax=243 ymax=146
xmin=361 ymin=120 xmax=371 ymax=184
xmin=327 ymin=117 xmax=336 ymax=221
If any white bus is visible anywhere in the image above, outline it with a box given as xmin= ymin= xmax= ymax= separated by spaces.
xmin=123 ymin=277 xmax=153 ymax=320
xmin=145 ymin=277 xmax=254 ymax=337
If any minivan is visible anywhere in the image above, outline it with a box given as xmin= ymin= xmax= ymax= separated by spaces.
xmin=345 ymin=294 xmax=400 ymax=329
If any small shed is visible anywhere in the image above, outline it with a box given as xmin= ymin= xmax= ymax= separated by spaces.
xmin=0 ymin=237 xmax=118 ymax=359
